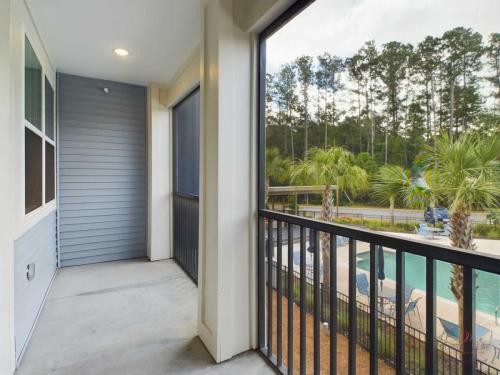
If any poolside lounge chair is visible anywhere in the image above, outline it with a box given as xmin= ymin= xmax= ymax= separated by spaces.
xmin=438 ymin=318 xmax=492 ymax=347
xmin=387 ymin=284 xmax=414 ymax=305
xmin=416 ymin=224 xmax=432 ymax=239
xmin=405 ymin=297 xmax=422 ymax=326
xmin=356 ymin=273 xmax=370 ymax=301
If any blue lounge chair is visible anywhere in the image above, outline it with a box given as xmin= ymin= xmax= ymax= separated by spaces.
xmin=387 ymin=284 xmax=414 ymax=305
xmin=416 ymin=224 xmax=432 ymax=239
xmin=356 ymin=273 xmax=370 ymax=301
xmin=405 ymin=297 xmax=422 ymax=326
xmin=438 ymin=318 xmax=492 ymax=346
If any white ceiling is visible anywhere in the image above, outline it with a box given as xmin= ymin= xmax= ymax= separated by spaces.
xmin=27 ymin=0 xmax=202 ymax=86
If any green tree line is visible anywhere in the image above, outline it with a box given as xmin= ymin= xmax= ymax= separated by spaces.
xmin=266 ymin=27 xmax=499 ymax=167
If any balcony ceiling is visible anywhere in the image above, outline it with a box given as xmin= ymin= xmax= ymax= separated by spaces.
xmin=27 ymin=0 xmax=201 ymax=86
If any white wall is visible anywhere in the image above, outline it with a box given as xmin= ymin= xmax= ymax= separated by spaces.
xmin=0 ymin=1 xmax=57 ymax=372
xmin=0 ymin=1 xmax=14 ymax=373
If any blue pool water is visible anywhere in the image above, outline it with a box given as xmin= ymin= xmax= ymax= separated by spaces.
xmin=357 ymin=251 xmax=500 ymax=315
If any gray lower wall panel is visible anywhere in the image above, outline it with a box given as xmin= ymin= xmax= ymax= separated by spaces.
xmin=14 ymin=211 xmax=57 ymax=362
xmin=58 ymin=73 xmax=147 ymax=267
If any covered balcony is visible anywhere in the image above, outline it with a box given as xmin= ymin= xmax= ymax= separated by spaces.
xmin=0 ymin=0 xmax=498 ymax=375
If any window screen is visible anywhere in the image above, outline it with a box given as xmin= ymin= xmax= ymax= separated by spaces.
xmin=45 ymin=142 xmax=55 ymax=202
xmin=25 ymin=128 xmax=43 ymax=213
xmin=25 ymin=37 xmax=42 ymax=130
xmin=45 ymin=78 xmax=55 ymax=140
xmin=172 ymin=89 xmax=200 ymax=196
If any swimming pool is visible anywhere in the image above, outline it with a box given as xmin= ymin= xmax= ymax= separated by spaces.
xmin=357 ymin=251 xmax=500 ymax=315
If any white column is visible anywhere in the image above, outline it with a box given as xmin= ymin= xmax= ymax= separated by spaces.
xmin=0 ymin=0 xmax=15 ymax=373
xmin=197 ymin=0 xmax=257 ymax=362
xmin=147 ymin=84 xmax=171 ymax=261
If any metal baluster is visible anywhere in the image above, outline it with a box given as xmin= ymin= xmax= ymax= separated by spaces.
xmin=396 ymin=251 xmax=405 ymax=374
xmin=268 ymin=219 xmax=274 ymax=357
xmin=300 ymin=226 xmax=307 ymax=375
xmin=313 ymin=230 xmax=320 ymax=374
xmin=330 ymin=234 xmax=337 ymax=375
xmin=277 ymin=221 xmax=283 ymax=368
xmin=369 ymin=244 xmax=379 ymax=375
xmin=462 ymin=266 xmax=476 ymax=375
xmin=426 ymin=258 xmax=436 ymax=375
xmin=258 ymin=216 xmax=265 ymax=349
xmin=348 ymin=238 xmax=357 ymax=374
xmin=288 ymin=223 xmax=294 ymax=374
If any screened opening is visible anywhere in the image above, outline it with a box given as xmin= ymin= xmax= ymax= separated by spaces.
xmin=25 ymin=128 xmax=43 ymax=213
xmin=45 ymin=142 xmax=55 ymax=203
xmin=45 ymin=77 xmax=55 ymax=140
xmin=25 ymin=36 xmax=42 ymax=130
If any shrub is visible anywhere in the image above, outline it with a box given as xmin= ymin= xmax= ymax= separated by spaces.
xmin=473 ymin=224 xmax=500 ymax=239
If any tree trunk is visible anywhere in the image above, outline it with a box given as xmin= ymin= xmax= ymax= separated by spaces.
xmin=449 ymin=207 xmax=476 ymax=357
xmin=389 ymin=196 xmax=395 ymax=225
xmin=384 ymin=127 xmax=389 ymax=165
xmin=320 ymin=187 xmax=333 ymax=287
xmin=449 ymin=78 xmax=456 ymax=139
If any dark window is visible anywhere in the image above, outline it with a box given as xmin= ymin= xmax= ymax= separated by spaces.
xmin=25 ymin=128 xmax=43 ymax=213
xmin=45 ymin=78 xmax=55 ymax=140
xmin=25 ymin=37 xmax=42 ymax=130
xmin=45 ymin=142 xmax=55 ymax=202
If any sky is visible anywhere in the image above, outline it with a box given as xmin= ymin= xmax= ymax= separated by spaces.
xmin=267 ymin=0 xmax=500 ymax=74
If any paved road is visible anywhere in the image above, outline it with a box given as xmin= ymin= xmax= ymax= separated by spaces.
xmin=291 ymin=205 xmax=487 ymax=223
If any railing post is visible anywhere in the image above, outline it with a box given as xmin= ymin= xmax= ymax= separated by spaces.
xmin=258 ymin=216 xmax=265 ymax=349
xmin=277 ymin=221 xmax=283 ymax=368
xmin=267 ymin=219 xmax=274 ymax=357
xmin=396 ymin=251 xmax=405 ymax=374
xmin=287 ymin=223 xmax=294 ymax=374
xmin=300 ymin=226 xmax=307 ymax=375
xmin=426 ymin=258 xmax=436 ymax=375
xmin=330 ymin=234 xmax=337 ymax=375
xmin=369 ymin=244 xmax=379 ymax=375
xmin=313 ymin=230 xmax=321 ymax=374
xmin=462 ymin=266 xmax=476 ymax=375
xmin=348 ymin=238 xmax=357 ymax=374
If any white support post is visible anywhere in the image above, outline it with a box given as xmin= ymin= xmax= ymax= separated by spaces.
xmin=147 ymin=84 xmax=171 ymax=261
xmin=0 ymin=0 xmax=15 ymax=373
xmin=197 ymin=0 xmax=256 ymax=362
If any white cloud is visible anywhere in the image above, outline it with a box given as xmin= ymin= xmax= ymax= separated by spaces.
xmin=267 ymin=0 xmax=500 ymax=74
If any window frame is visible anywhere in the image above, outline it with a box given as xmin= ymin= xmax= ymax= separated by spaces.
xmin=257 ymin=0 xmax=316 ymax=212
xmin=23 ymin=34 xmax=56 ymax=216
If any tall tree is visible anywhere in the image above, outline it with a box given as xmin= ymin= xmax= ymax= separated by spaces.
xmin=376 ymin=41 xmax=414 ymax=163
xmin=295 ymin=56 xmax=314 ymax=157
xmin=275 ymin=64 xmax=298 ymax=159
xmin=486 ymin=33 xmax=500 ymax=102
xmin=441 ymin=27 xmax=484 ymax=136
xmin=316 ymin=53 xmax=345 ymax=148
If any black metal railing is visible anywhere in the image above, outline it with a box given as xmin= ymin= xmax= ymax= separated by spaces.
xmin=173 ymin=192 xmax=199 ymax=283
xmin=258 ymin=209 xmax=500 ymax=375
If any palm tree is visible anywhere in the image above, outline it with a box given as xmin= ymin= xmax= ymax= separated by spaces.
xmin=424 ymin=132 xmax=500 ymax=354
xmin=372 ymin=165 xmax=428 ymax=224
xmin=290 ymin=147 xmax=368 ymax=284
xmin=265 ymin=148 xmax=289 ymax=207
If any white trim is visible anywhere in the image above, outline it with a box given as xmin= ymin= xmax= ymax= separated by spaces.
xmin=23 ymin=34 xmax=56 ymax=218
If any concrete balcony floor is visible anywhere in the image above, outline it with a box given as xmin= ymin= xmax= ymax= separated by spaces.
xmin=16 ymin=259 xmax=273 ymax=375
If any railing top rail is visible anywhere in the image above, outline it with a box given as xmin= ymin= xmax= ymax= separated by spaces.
xmin=260 ymin=209 xmax=500 ymax=274
xmin=173 ymin=191 xmax=199 ymax=200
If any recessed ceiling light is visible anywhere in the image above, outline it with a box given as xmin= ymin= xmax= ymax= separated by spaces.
xmin=114 ymin=48 xmax=129 ymax=57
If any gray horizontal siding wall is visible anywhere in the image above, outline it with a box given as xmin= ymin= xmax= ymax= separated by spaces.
xmin=14 ymin=211 xmax=57 ymax=362
xmin=58 ymin=74 xmax=147 ymax=267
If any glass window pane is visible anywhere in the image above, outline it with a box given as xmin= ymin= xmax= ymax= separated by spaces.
xmin=25 ymin=128 xmax=43 ymax=213
xmin=24 ymin=36 xmax=42 ymax=130
xmin=45 ymin=77 xmax=54 ymax=140
xmin=45 ymin=142 xmax=55 ymax=202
